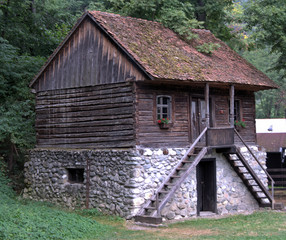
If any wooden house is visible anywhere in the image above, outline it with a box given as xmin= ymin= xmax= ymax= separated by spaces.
xmin=25 ymin=11 xmax=278 ymax=223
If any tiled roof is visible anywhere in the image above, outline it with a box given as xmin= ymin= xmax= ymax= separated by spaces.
xmin=30 ymin=11 xmax=278 ymax=90
xmin=88 ymin=11 xmax=277 ymax=90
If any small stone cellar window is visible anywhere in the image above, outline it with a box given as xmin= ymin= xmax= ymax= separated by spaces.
xmin=67 ymin=168 xmax=84 ymax=184
xmin=157 ymin=95 xmax=171 ymax=120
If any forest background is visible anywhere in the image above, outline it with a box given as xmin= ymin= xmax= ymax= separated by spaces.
xmin=0 ymin=0 xmax=285 ymax=181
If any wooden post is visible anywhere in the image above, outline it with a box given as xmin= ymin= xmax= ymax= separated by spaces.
xmin=230 ymin=85 xmax=235 ymax=127
xmin=85 ymin=158 xmax=90 ymax=209
xmin=205 ymin=83 xmax=210 ymax=127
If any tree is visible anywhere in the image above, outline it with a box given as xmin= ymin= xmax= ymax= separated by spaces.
xmin=243 ymin=48 xmax=286 ymax=118
xmin=0 ymin=37 xmax=44 ymax=172
xmin=87 ymin=0 xmax=235 ymax=41
xmin=244 ymin=0 xmax=286 ymax=77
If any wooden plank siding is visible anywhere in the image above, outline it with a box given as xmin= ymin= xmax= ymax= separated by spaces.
xmin=33 ymin=18 xmax=147 ymax=92
xmin=135 ymin=83 xmax=256 ymax=147
xmin=35 ymin=82 xmax=135 ymax=149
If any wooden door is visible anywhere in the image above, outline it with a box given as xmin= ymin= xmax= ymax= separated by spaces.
xmin=196 ymin=159 xmax=217 ymax=215
xmin=191 ymin=98 xmax=206 ymax=142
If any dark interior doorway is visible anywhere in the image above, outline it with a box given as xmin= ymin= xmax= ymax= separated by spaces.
xmin=196 ymin=158 xmax=217 ymax=215
xmin=191 ymin=98 xmax=206 ymax=142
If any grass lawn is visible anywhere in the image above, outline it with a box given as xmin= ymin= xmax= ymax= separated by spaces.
xmin=1 ymin=171 xmax=286 ymax=239
xmin=2 ymin=197 xmax=286 ymax=240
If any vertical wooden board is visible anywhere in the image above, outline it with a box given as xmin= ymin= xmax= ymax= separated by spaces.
xmin=66 ymin=39 xmax=72 ymax=87
xmin=95 ymin=32 xmax=103 ymax=85
xmin=46 ymin=67 xmax=52 ymax=91
xmin=106 ymin=41 xmax=114 ymax=84
xmin=116 ymin=53 xmax=122 ymax=82
xmin=50 ymin=60 xmax=55 ymax=90
xmin=62 ymin=46 xmax=68 ymax=89
xmin=69 ymin=33 xmax=76 ymax=88
xmin=57 ymin=53 xmax=62 ymax=90
xmin=81 ymin=22 xmax=90 ymax=86
xmin=78 ymin=24 xmax=84 ymax=86
xmin=99 ymin=34 xmax=108 ymax=84
xmin=74 ymin=29 xmax=81 ymax=88
xmin=90 ymin=27 xmax=98 ymax=85
xmin=111 ymin=47 xmax=118 ymax=83
xmin=87 ymin=22 xmax=95 ymax=86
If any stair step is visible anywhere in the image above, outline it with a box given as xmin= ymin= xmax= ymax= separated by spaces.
xmin=177 ymin=167 xmax=187 ymax=171
xmin=170 ymin=175 xmax=181 ymax=179
xmin=145 ymin=206 xmax=156 ymax=210
xmin=164 ymin=182 xmax=176 ymax=186
xmin=182 ymin=160 xmax=193 ymax=163
xmin=158 ymin=190 xmax=169 ymax=194
xmin=134 ymin=215 xmax=162 ymax=224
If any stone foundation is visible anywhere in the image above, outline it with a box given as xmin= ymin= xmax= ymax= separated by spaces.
xmin=24 ymin=145 xmax=267 ymax=220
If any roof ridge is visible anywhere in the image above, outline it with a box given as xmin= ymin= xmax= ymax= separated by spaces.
xmin=88 ymin=10 xmax=162 ymax=26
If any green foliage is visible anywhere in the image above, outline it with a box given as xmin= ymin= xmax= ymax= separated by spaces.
xmin=0 ymin=38 xmax=44 ymax=149
xmin=244 ymin=0 xmax=286 ymax=77
xmin=243 ymin=48 xmax=286 ymax=118
xmin=191 ymin=0 xmax=234 ymax=41
xmin=87 ymin=0 xmax=203 ymax=40
xmin=0 ymin=158 xmax=15 ymax=200
xmin=196 ymin=42 xmax=221 ymax=55
xmin=0 ymin=201 xmax=111 ymax=240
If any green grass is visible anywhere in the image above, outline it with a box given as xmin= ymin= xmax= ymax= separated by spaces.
xmin=1 ymin=164 xmax=286 ymax=240
xmin=167 ymin=211 xmax=286 ymax=239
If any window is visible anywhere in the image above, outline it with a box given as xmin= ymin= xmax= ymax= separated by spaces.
xmin=67 ymin=168 xmax=84 ymax=183
xmin=234 ymin=100 xmax=241 ymax=121
xmin=229 ymin=99 xmax=241 ymax=121
xmin=157 ymin=96 xmax=171 ymax=120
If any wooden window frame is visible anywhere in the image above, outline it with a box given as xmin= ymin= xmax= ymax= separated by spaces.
xmin=229 ymin=99 xmax=243 ymax=122
xmin=156 ymin=95 xmax=172 ymax=121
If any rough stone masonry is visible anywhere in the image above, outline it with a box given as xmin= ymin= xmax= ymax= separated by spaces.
xmin=24 ymin=145 xmax=267 ymax=220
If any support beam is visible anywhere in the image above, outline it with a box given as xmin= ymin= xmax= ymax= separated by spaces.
xmin=205 ymin=83 xmax=210 ymax=127
xmin=230 ymin=85 xmax=235 ymax=127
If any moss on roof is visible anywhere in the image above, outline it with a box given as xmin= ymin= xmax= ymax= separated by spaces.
xmin=89 ymin=11 xmax=277 ymax=89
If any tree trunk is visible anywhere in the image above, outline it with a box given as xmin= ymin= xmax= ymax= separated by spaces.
xmin=1 ymin=0 xmax=10 ymax=38
xmin=196 ymin=0 xmax=207 ymax=25
xmin=30 ymin=0 xmax=36 ymax=14
xmin=8 ymin=142 xmax=14 ymax=175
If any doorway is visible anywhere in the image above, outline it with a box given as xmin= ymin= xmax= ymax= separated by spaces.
xmin=196 ymin=158 xmax=217 ymax=215
xmin=191 ymin=98 xmax=206 ymax=142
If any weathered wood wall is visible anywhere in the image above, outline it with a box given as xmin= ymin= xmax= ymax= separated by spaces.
xmin=135 ymin=83 xmax=256 ymax=147
xmin=33 ymin=18 xmax=147 ymax=92
xmin=35 ymin=82 xmax=135 ymax=148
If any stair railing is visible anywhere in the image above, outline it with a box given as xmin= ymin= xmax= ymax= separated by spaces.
xmin=234 ymin=128 xmax=275 ymax=209
xmin=153 ymin=127 xmax=208 ymax=216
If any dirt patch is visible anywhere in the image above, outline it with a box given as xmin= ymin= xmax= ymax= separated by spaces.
xmin=126 ymin=222 xmax=218 ymax=238
xmin=147 ymin=227 xmax=217 ymax=238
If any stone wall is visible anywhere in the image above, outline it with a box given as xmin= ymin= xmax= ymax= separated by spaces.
xmin=24 ymin=145 xmax=267 ymax=220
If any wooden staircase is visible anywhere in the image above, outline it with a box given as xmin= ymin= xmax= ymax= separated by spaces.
xmin=134 ymin=127 xmax=275 ymax=224
xmin=223 ymin=146 xmax=273 ymax=207
xmin=134 ymin=128 xmax=208 ymax=224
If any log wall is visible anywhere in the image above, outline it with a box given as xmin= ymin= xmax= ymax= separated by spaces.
xmin=135 ymin=83 xmax=256 ymax=147
xmin=35 ymin=82 xmax=135 ymax=148
xmin=33 ymin=18 xmax=147 ymax=92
